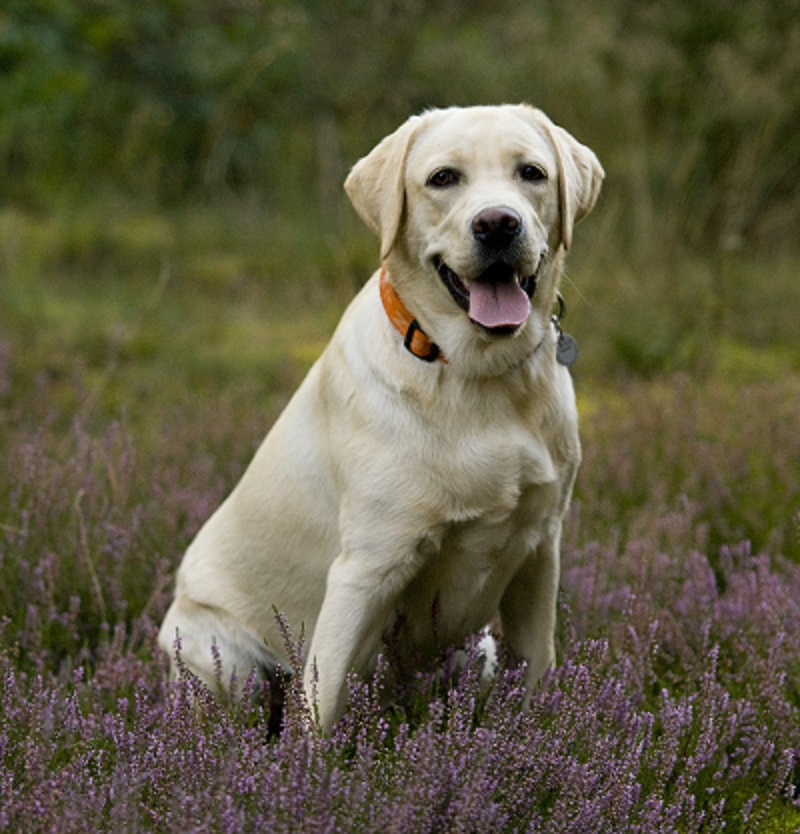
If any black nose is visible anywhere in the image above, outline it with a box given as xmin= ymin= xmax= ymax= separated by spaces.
xmin=471 ymin=207 xmax=522 ymax=249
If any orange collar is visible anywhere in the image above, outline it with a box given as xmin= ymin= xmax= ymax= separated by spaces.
xmin=379 ymin=265 xmax=446 ymax=363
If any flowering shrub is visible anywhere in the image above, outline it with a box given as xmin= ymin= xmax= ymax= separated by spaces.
xmin=1 ymin=376 xmax=799 ymax=832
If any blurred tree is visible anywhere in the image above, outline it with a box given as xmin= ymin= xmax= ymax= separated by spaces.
xmin=0 ymin=0 xmax=308 ymax=200
xmin=0 ymin=0 xmax=797 ymax=258
xmin=611 ymin=0 xmax=800 ymax=255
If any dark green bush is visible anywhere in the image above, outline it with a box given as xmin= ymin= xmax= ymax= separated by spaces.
xmin=1 ymin=1 xmax=798 ymax=264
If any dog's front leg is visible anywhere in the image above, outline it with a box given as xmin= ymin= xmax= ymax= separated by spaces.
xmin=499 ymin=532 xmax=561 ymax=694
xmin=304 ymin=548 xmax=417 ymax=731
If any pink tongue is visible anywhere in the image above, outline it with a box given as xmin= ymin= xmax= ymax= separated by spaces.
xmin=468 ymin=279 xmax=531 ymax=329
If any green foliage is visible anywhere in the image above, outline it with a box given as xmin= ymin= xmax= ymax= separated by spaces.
xmin=1 ymin=0 xmax=798 ymax=264
xmin=0 ymin=0 xmax=306 ymax=199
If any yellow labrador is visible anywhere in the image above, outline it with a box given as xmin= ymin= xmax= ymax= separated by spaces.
xmin=159 ymin=105 xmax=603 ymax=729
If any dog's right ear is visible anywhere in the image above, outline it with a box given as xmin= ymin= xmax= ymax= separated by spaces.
xmin=344 ymin=115 xmax=424 ymax=261
xmin=524 ymin=107 xmax=604 ymax=251
xmin=540 ymin=118 xmax=604 ymax=252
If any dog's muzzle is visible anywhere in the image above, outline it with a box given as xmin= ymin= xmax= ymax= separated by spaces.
xmin=434 ymin=257 xmax=539 ymax=334
xmin=433 ymin=206 xmax=541 ymax=334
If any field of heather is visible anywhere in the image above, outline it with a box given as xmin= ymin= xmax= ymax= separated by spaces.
xmin=1 ymin=202 xmax=799 ymax=832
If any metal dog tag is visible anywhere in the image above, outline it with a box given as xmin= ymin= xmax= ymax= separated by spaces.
xmin=556 ymin=331 xmax=579 ymax=367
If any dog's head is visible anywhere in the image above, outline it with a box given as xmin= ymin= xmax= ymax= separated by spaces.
xmin=345 ymin=105 xmax=603 ymax=373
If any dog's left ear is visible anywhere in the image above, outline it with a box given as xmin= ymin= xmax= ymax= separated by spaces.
xmin=529 ymin=109 xmax=605 ymax=251
xmin=345 ymin=114 xmax=425 ymax=261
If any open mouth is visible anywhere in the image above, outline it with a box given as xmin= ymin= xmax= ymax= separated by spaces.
xmin=433 ymin=257 xmax=538 ymax=334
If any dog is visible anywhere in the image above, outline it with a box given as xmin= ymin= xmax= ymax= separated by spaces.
xmin=158 ymin=104 xmax=604 ymax=730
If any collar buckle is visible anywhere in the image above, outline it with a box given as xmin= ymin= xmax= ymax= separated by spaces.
xmin=403 ymin=319 xmax=441 ymax=362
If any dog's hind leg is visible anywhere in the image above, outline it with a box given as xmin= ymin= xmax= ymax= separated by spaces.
xmin=158 ymin=598 xmax=288 ymax=698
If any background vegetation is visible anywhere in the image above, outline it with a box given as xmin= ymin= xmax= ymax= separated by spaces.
xmin=1 ymin=0 xmax=799 ymax=830
xmin=2 ymin=0 xmax=799 ymax=382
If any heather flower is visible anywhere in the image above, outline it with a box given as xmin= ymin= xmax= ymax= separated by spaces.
xmin=2 ymin=377 xmax=800 ymax=831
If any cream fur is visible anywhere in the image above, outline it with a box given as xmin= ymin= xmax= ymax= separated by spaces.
xmin=158 ymin=104 xmax=604 ymax=730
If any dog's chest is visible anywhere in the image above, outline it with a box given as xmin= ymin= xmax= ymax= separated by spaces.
xmin=429 ymin=413 xmax=558 ymax=520
xmin=395 ymin=472 xmax=559 ymax=651
xmin=389 ymin=420 xmax=561 ymax=637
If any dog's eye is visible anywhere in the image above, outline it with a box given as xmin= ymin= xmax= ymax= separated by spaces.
xmin=519 ymin=164 xmax=547 ymax=183
xmin=427 ymin=168 xmax=461 ymax=188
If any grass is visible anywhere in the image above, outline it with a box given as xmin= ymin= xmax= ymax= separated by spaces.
xmin=0 ymin=203 xmax=357 ymax=440
xmin=1 ymin=200 xmax=799 ymax=831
